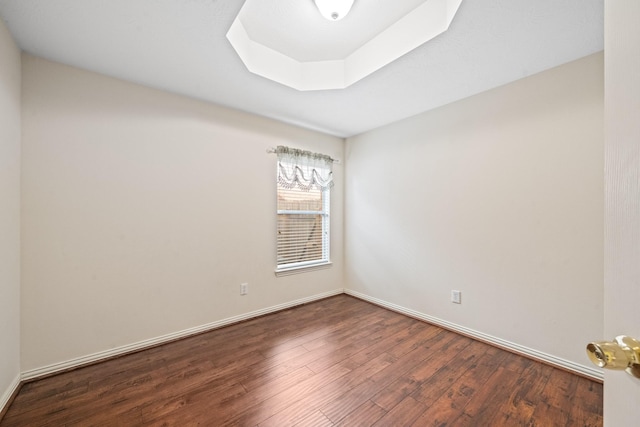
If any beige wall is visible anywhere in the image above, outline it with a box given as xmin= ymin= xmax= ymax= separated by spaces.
xmin=20 ymin=55 xmax=344 ymax=372
xmin=345 ymin=53 xmax=604 ymax=370
xmin=604 ymin=1 xmax=640 ymax=424
xmin=0 ymin=17 xmax=21 ymax=408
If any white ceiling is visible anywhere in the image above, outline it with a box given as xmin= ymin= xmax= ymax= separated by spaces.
xmin=0 ymin=0 xmax=603 ymax=137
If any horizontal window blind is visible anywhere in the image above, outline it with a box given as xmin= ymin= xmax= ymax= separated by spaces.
xmin=277 ymin=173 xmax=330 ymax=269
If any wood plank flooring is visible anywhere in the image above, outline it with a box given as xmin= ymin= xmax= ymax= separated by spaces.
xmin=1 ymin=295 xmax=603 ymax=426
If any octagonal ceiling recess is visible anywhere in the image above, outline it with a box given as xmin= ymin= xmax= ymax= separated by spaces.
xmin=227 ymin=0 xmax=463 ymax=91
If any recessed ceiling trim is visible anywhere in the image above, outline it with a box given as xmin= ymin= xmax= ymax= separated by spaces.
xmin=227 ymin=0 xmax=463 ymax=91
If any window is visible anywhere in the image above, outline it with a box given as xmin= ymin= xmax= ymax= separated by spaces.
xmin=275 ymin=146 xmax=333 ymax=273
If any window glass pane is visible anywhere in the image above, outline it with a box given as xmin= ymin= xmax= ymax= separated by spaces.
xmin=277 ymin=187 xmax=322 ymax=211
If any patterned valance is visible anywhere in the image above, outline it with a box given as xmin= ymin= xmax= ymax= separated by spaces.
xmin=276 ymin=146 xmax=334 ymax=191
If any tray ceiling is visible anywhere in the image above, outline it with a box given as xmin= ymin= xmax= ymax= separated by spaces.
xmin=228 ymin=0 xmax=463 ymax=91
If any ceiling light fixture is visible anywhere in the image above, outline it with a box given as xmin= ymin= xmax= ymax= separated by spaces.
xmin=314 ymin=0 xmax=354 ymax=21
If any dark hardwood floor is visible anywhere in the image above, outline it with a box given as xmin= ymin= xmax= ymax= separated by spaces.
xmin=1 ymin=295 xmax=602 ymax=426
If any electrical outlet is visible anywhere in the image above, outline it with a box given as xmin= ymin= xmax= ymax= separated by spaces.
xmin=240 ymin=283 xmax=248 ymax=295
xmin=451 ymin=290 xmax=461 ymax=304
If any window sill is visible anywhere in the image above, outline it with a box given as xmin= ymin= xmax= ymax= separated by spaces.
xmin=275 ymin=262 xmax=333 ymax=277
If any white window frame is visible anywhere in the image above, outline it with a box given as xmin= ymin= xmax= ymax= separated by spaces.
xmin=275 ymin=161 xmax=332 ymax=276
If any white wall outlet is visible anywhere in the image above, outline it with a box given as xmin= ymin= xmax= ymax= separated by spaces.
xmin=240 ymin=283 xmax=248 ymax=295
xmin=451 ymin=290 xmax=462 ymax=304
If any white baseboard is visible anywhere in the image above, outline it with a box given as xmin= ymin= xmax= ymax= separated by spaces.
xmin=20 ymin=288 xmax=603 ymax=383
xmin=21 ymin=289 xmax=344 ymax=382
xmin=0 ymin=373 xmax=21 ymax=416
xmin=345 ymin=289 xmax=604 ymax=382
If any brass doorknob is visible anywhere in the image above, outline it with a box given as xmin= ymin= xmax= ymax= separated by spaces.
xmin=586 ymin=336 xmax=640 ymax=379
